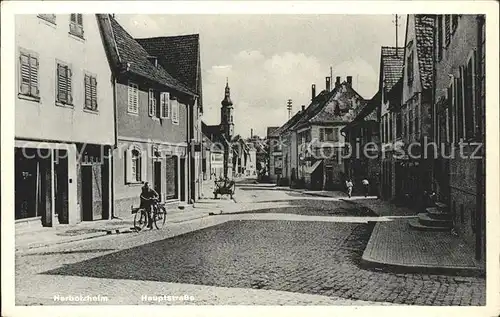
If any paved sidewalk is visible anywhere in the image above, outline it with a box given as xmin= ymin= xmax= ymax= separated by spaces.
xmin=344 ymin=198 xmax=485 ymax=276
xmin=15 ymin=206 xmax=214 ymax=252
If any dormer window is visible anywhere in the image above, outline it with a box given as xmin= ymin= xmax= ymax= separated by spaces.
xmin=147 ymin=56 xmax=158 ymax=68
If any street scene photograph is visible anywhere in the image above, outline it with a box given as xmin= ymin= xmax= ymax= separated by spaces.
xmin=2 ymin=3 xmax=498 ymax=314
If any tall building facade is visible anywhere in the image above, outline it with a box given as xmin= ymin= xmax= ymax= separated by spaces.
xmin=15 ymin=14 xmax=115 ymax=228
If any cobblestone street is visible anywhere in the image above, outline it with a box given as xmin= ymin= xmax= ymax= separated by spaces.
xmin=15 ymin=185 xmax=485 ymax=306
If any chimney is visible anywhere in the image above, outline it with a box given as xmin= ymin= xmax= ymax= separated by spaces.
xmin=347 ymin=76 xmax=352 ymax=86
xmin=301 ymin=105 xmax=305 ymax=111
xmin=311 ymin=84 xmax=316 ymax=100
xmin=251 ymin=128 xmax=253 ymax=138
xmin=326 ymin=77 xmax=331 ymax=92
xmin=335 ymin=76 xmax=341 ymax=88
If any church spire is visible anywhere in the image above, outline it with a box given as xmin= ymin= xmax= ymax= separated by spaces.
xmin=222 ymin=78 xmax=233 ymax=106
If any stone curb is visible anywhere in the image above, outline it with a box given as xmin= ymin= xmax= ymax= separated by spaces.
xmin=346 ymin=199 xmax=486 ymax=277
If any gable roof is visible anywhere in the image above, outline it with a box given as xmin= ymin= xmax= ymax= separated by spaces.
xmin=341 ymin=90 xmax=380 ymax=132
xmin=387 ymin=76 xmax=403 ymax=110
xmin=266 ymin=127 xmax=280 ymax=137
xmin=413 ymin=15 xmax=435 ymax=90
xmin=308 ymin=83 xmax=366 ymax=124
xmin=290 ymin=90 xmax=331 ymax=130
xmin=136 ymin=34 xmax=203 ymax=111
xmin=97 ymin=14 xmax=195 ymax=97
xmin=270 ymin=108 xmax=305 ymax=137
xmin=379 ymin=46 xmax=405 ymax=93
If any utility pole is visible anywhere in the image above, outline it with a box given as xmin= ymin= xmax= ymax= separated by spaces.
xmin=393 ymin=14 xmax=401 ymax=54
xmin=287 ymin=99 xmax=293 ymax=120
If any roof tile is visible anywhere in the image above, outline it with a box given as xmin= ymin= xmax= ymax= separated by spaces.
xmin=106 ymin=16 xmax=195 ymax=96
xmin=414 ymin=15 xmax=435 ymax=89
xmin=136 ymin=35 xmax=202 ymax=107
xmin=381 ymin=46 xmax=405 ymax=93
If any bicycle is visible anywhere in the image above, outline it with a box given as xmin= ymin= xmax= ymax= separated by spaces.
xmin=131 ymin=198 xmax=167 ymax=231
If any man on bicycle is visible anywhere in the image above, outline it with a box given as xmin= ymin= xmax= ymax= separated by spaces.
xmin=140 ymin=182 xmax=159 ymax=229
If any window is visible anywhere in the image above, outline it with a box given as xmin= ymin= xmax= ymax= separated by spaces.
xmin=56 ymin=62 xmax=73 ymax=105
xmin=456 ymin=67 xmax=464 ymax=140
xmin=437 ymin=15 xmax=443 ymax=61
xmin=160 ymin=92 xmax=170 ymax=119
xmin=396 ymin=112 xmax=402 ymax=137
xmin=131 ymin=149 xmax=141 ymax=182
xmin=38 ymin=14 xmax=56 ymax=24
xmin=452 ymin=15 xmax=459 ymax=34
xmin=447 ymin=81 xmax=454 ymax=143
xmin=415 ymin=114 xmax=419 ymax=140
xmin=320 ymin=128 xmax=338 ymax=142
xmin=445 ymin=15 xmax=451 ymax=47
xmin=127 ymin=82 xmax=138 ymax=114
xmin=171 ymin=98 xmax=179 ymax=124
xmin=407 ymin=51 xmax=414 ymax=85
xmin=18 ymin=50 xmax=39 ymax=99
xmin=385 ymin=115 xmax=389 ymax=143
xmin=69 ymin=14 xmax=84 ymax=38
xmin=389 ymin=115 xmax=393 ymax=142
xmin=478 ymin=16 xmax=485 ymax=133
xmin=84 ymin=74 xmax=97 ymax=111
xmin=403 ymin=110 xmax=407 ymax=139
xmin=464 ymin=51 xmax=476 ymax=139
xmin=409 ymin=109 xmax=413 ymax=135
xmin=126 ymin=146 xmax=146 ymax=183
xmin=148 ymin=89 xmax=157 ymax=117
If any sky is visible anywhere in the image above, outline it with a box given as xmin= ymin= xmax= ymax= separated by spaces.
xmin=115 ymin=14 xmax=407 ymax=138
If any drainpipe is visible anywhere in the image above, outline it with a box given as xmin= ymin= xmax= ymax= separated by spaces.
xmin=110 ymin=76 xmax=118 ymax=219
xmin=186 ymin=97 xmax=191 ymax=204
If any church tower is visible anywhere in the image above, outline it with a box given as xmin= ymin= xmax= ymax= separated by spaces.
xmin=220 ymin=78 xmax=234 ymax=140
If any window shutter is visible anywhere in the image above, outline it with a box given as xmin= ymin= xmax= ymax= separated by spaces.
xmin=161 ymin=92 xmax=170 ymax=118
xmin=457 ymin=67 xmax=465 ymax=140
xmin=128 ymin=83 xmax=133 ymax=112
xmin=167 ymin=94 xmax=171 ymax=119
xmin=90 ymin=76 xmax=97 ymax=110
xmin=67 ymin=67 xmax=73 ymax=104
xmin=57 ymin=64 xmax=67 ymax=103
xmin=84 ymin=75 xmax=91 ymax=108
xmin=128 ymin=83 xmax=138 ymax=113
xmin=159 ymin=93 xmax=165 ymax=118
xmin=148 ymin=89 xmax=155 ymax=117
xmin=133 ymin=86 xmax=138 ymax=113
xmin=319 ymin=128 xmax=324 ymax=142
xmin=445 ymin=15 xmax=451 ymax=47
xmin=29 ymin=56 xmax=39 ymax=97
xmin=452 ymin=15 xmax=458 ymax=33
xmin=172 ymin=99 xmax=179 ymax=123
xmin=465 ymin=51 xmax=476 ymax=139
xmin=19 ymin=53 xmax=30 ymax=95
xmin=452 ymin=77 xmax=458 ymax=143
xmin=141 ymin=149 xmax=148 ymax=182
xmin=125 ymin=148 xmax=132 ymax=183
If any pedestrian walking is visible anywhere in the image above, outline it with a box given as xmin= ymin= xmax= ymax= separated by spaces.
xmin=345 ymin=179 xmax=353 ymax=198
xmin=362 ymin=178 xmax=370 ymax=197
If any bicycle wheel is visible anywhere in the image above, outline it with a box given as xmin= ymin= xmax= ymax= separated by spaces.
xmin=153 ymin=205 xmax=167 ymax=229
xmin=134 ymin=209 xmax=148 ymax=231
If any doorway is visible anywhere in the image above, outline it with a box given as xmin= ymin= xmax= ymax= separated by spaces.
xmin=81 ymin=165 xmax=93 ymax=221
xmin=154 ymin=161 xmax=162 ymax=201
xmin=15 ymin=151 xmax=38 ymax=220
xmin=324 ymin=165 xmax=334 ymax=190
xmin=54 ymin=151 xmax=69 ymax=224
xmin=180 ymin=158 xmax=186 ymax=201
